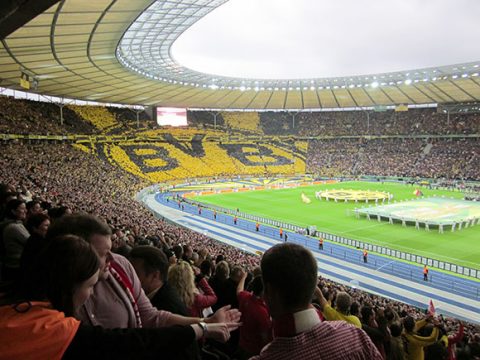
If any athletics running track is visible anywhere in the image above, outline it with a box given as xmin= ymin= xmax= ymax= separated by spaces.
xmin=141 ymin=192 xmax=480 ymax=324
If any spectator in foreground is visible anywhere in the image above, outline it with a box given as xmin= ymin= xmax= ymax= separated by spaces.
xmin=1 ymin=199 xmax=29 ymax=282
xmin=168 ymin=260 xmax=218 ymax=318
xmin=46 ymin=214 xmax=241 ymax=330
xmin=317 ymin=288 xmax=362 ymax=328
xmin=402 ymin=315 xmax=439 ymax=360
xmin=20 ymin=212 xmax=51 ymax=280
xmin=129 ymin=245 xmax=188 ymax=316
xmin=236 ymin=270 xmax=272 ymax=359
xmin=0 ymin=235 xmax=235 ymax=359
xmin=250 ymin=243 xmax=382 ymax=359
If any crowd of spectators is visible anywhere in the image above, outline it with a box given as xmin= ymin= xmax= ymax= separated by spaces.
xmin=1 ymin=140 xmax=480 ymax=359
xmin=0 ymin=95 xmax=96 ymax=135
xmin=189 ymin=108 xmax=480 ymax=137
xmin=1 ymin=96 xmax=480 ymax=358
xmin=0 ymin=95 xmax=156 ymax=136
xmin=307 ymin=138 xmax=480 ymax=180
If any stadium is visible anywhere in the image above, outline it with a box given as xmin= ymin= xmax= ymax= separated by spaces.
xmin=0 ymin=0 xmax=479 ymax=359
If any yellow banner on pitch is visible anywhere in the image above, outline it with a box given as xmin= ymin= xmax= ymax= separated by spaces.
xmin=301 ymin=192 xmax=311 ymax=204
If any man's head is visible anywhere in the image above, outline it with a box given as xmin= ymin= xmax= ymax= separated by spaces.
xmin=403 ymin=316 xmax=415 ymax=333
xmin=230 ymin=266 xmax=244 ymax=283
xmin=335 ymin=292 xmax=352 ymax=314
xmin=360 ymin=305 xmax=374 ymax=324
xmin=261 ymin=243 xmax=317 ymax=317
xmin=248 ymin=275 xmax=264 ymax=297
xmin=183 ymin=245 xmax=193 ymax=260
xmin=26 ymin=200 xmax=43 ymax=217
xmin=129 ymin=246 xmax=169 ymax=294
xmin=47 ymin=214 xmax=112 ymax=279
xmin=214 ymin=260 xmax=230 ymax=281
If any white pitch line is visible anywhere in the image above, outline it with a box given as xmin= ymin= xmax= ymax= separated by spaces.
xmin=376 ymin=260 xmax=396 ymax=271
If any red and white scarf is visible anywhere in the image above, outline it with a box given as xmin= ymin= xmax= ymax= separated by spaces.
xmin=108 ymin=260 xmax=143 ymax=328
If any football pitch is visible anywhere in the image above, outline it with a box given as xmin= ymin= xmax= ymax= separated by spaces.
xmin=192 ymin=181 xmax=480 ymax=270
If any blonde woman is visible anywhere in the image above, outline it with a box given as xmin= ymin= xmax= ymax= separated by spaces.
xmin=168 ymin=261 xmax=218 ymax=318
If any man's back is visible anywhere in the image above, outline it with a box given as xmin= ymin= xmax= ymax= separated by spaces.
xmin=251 ymin=320 xmax=382 ymax=360
xmin=151 ymin=282 xmax=188 ymax=316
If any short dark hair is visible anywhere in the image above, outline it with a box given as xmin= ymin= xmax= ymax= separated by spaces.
xmin=200 ymin=259 xmax=213 ymax=276
xmin=25 ymin=213 xmax=50 ymax=233
xmin=4 ymin=199 xmax=25 ymax=220
xmin=129 ymin=246 xmax=169 ymax=282
xmin=48 ymin=206 xmax=70 ymax=220
xmin=172 ymin=244 xmax=183 ymax=259
xmin=21 ymin=234 xmax=99 ymax=316
xmin=248 ymin=275 xmax=264 ymax=297
xmin=46 ymin=213 xmax=111 ymax=243
xmin=390 ymin=322 xmax=403 ymax=337
xmin=261 ymin=243 xmax=317 ymax=310
xmin=26 ymin=200 xmax=41 ymax=212
xmin=361 ymin=305 xmax=374 ymax=322
xmin=403 ymin=316 xmax=415 ymax=333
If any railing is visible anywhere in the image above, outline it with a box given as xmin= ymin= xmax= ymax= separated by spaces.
xmin=180 ymin=196 xmax=480 ymax=281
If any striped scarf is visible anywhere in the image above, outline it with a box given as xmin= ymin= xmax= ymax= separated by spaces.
xmin=108 ymin=260 xmax=143 ymax=328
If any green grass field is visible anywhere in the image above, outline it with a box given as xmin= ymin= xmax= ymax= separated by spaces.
xmin=193 ymin=181 xmax=480 ymax=270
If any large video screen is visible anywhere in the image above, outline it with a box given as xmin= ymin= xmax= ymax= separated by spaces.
xmin=156 ymin=107 xmax=187 ymax=127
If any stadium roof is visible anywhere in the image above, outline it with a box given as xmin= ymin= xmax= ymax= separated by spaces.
xmin=1 ymin=0 xmax=480 ymax=109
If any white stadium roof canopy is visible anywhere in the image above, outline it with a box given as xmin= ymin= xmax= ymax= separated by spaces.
xmin=1 ymin=0 xmax=480 ymax=109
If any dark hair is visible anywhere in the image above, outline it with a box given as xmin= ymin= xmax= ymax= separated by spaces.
xmin=403 ymin=316 xmax=415 ymax=333
xmin=48 ymin=206 xmax=70 ymax=220
xmin=200 ymin=259 xmax=213 ymax=276
xmin=22 ymin=235 xmax=100 ymax=316
xmin=261 ymin=243 xmax=317 ymax=310
xmin=25 ymin=213 xmax=50 ymax=234
xmin=163 ymin=248 xmax=175 ymax=259
xmin=129 ymin=246 xmax=169 ymax=282
xmin=26 ymin=200 xmax=41 ymax=212
xmin=248 ymin=275 xmax=264 ymax=297
xmin=47 ymin=213 xmax=111 ymax=243
xmin=361 ymin=306 xmax=374 ymax=323
xmin=172 ymin=244 xmax=183 ymax=260
xmin=4 ymin=199 xmax=25 ymax=220
xmin=390 ymin=322 xmax=403 ymax=337
xmin=350 ymin=301 xmax=360 ymax=317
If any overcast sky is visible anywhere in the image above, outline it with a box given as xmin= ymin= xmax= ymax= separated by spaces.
xmin=171 ymin=0 xmax=480 ymax=79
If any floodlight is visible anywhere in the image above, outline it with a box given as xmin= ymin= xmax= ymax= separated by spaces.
xmin=371 ymin=81 xmax=379 ymax=88
xmin=404 ymin=79 xmax=412 ymax=85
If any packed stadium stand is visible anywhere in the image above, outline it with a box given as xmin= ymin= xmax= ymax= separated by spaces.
xmin=1 ymin=95 xmax=479 ymax=359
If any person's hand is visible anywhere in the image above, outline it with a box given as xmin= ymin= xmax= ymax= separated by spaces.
xmin=204 ymin=322 xmax=241 ymax=343
xmin=376 ymin=307 xmax=385 ymax=318
xmin=192 ymin=266 xmax=200 ymax=276
xmin=240 ymin=269 xmax=247 ymax=279
xmin=432 ymin=317 xmax=442 ymax=327
xmin=206 ymin=305 xmax=241 ymax=324
xmin=314 ymin=286 xmax=324 ymax=300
